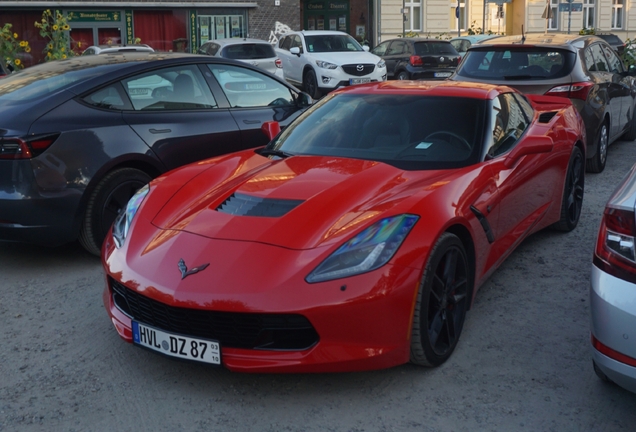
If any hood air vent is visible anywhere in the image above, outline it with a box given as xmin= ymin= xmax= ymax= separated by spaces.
xmin=538 ymin=111 xmax=558 ymax=123
xmin=216 ymin=192 xmax=303 ymax=217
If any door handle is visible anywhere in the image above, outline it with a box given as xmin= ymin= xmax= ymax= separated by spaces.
xmin=243 ymin=120 xmax=262 ymax=125
xmin=149 ymin=128 xmax=171 ymax=134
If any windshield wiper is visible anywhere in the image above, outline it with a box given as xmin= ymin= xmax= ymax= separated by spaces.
xmin=258 ymin=148 xmax=294 ymax=159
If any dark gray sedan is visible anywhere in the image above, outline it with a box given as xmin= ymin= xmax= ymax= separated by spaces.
xmin=0 ymin=53 xmax=310 ymax=255
xmin=451 ymin=33 xmax=636 ymax=173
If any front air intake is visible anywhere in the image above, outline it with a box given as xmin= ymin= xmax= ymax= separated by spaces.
xmin=216 ymin=192 xmax=303 ymax=217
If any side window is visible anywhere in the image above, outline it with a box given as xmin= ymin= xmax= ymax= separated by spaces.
xmin=207 ymin=43 xmax=220 ymax=56
xmin=280 ymin=36 xmax=292 ymax=51
xmin=590 ymin=44 xmax=610 ymax=72
xmin=601 ymin=44 xmax=624 ymax=73
xmin=390 ymin=40 xmax=407 ymax=55
xmin=291 ymin=35 xmax=303 ymax=52
xmin=487 ymin=93 xmax=529 ymax=158
xmin=511 ymin=93 xmax=534 ymax=123
xmin=584 ymin=47 xmax=596 ymax=71
xmin=207 ymin=63 xmax=294 ymax=108
xmin=122 ymin=65 xmax=217 ymax=111
xmin=83 ymin=83 xmax=133 ymax=110
xmin=371 ymin=41 xmax=390 ymax=56
xmin=450 ymin=39 xmax=462 ymax=52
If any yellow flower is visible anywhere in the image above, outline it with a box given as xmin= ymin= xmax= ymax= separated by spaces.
xmin=25 ymin=47 xmax=31 ymax=53
xmin=46 ymin=9 xmax=51 ymax=14
xmin=61 ymin=47 xmax=65 ymax=52
xmin=77 ymin=41 xmax=82 ymax=47
xmin=63 ymin=25 xmax=70 ymax=30
xmin=62 ymin=54 xmax=67 ymax=59
xmin=13 ymin=33 xmax=18 ymax=38
xmin=14 ymin=59 xmax=21 ymax=66
xmin=47 ymin=52 xmax=52 ymax=57
xmin=48 ymin=44 xmax=53 ymax=50
xmin=19 ymin=41 xmax=26 ymax=47
xmin=52 ymin=25 xmax=59 ymax=31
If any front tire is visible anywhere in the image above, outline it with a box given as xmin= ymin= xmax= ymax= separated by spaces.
xmin=553 ymin=146 xmax=584 ymax=232
xmin=410 ymin=233 xmax=470 ymax=367
xmin=79 ymin=168 xmax=151 ymax=256
xmin=303 ymin=69 xmax=322 ymax=100
xmin=586 ymin=121 xmax=608 ymax=173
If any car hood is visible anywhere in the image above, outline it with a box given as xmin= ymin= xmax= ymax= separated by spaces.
xmin=150 ymin=151 xmax=450 ymax=250
xmin=311 ymin=51 xmax=382 ymax=66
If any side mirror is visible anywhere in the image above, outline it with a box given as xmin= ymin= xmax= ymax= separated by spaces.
xmin=261 ymin=121 xmax=281 ymax=141
xmin=504 ymin=135 xmax=553 ymax=168
xmin=363 ymin=45 xmax=370 ymax=52
xmin=296 ymin=92 xmax=313 ymax=107
xmin=290 ymin=47 xmax=301 ymax=56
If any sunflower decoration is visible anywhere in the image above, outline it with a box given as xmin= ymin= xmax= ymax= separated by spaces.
xmin=35 ymin=9 xmax=75 ymax=61
xmin=0 ymin=23 xmax=28 ymax=69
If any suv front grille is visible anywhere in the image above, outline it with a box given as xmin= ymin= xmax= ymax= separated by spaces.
xmin=110 ymin=278 xmax=319 ymax=350
xmin=342 ymin=64 xmax=376 ymax=76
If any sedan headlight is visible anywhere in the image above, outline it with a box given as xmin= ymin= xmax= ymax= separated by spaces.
xmin=306 ymin=214 xmax=419 ymax=283
xmin=377 ymin=59 xmax=386 ymax=69
xmin=316 ymin=60 xmax=338 ymax=70
xmin=112 ymin=184 xmax=150 ymax=248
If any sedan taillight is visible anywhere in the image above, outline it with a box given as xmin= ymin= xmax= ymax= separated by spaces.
xmin=545 ymin=82 xmax=594 ymax=101
xmin=409 ymin=55 xmax=423 ymax=66
xmin=0 ymin=134 xmax=59 ymax=160
xmin=275 ymin=58 xmax=283 ymax=69
xmin=594 ymin=206 xmax=636 ymax=284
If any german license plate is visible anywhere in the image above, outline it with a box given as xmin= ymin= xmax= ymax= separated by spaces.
xmin=434 ymin=72 xmax=452 ymax=78
xmin=132 ymin=321 xmax=221 ymax=365
xmin=350 ymin=78 xmax=371 ymax=85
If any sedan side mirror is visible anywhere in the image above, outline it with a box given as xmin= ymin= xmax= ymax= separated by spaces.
xmin=290 ymin=47 xmax=301 ymax=56
xmin=504 ymin=135 xmax=553 ymax=168
xmin=296 ymin=92 xmax=313 ymax=108
xmin=261 ymin=121 xmax=281 ymax=141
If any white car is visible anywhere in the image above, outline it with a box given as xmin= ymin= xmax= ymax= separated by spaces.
xmin=198 ymin=38 xmax=284 ymax=79
xmin=275 ymin=30 xmax=386 ymax=99
xmin=82 ymin=44 xmax=154 ymax=55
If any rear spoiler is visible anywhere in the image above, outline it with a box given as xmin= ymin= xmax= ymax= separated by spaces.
xmin=525 ymin=94 xmax=572 ymax=112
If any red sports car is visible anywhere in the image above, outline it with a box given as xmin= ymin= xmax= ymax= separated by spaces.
xmin=103 ymin=81 xmax=585 ymax=372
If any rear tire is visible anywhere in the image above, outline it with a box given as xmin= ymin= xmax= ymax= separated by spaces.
xmin=553 ymin=146 xmax=584 ymax=232
xmin=79 ymin=168 xmax=151 ymax=256
xmin=586 ymin=121 xmax=608 ymax=173
xmin=397 ymin=71 xmax=410 ymax=80
xmin=303 ymin=69 xmax=322 ymax=100
xmin=410 ymin=233 xmax=470 ymax=367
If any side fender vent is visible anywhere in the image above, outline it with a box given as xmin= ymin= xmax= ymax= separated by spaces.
xmin=538 ymin=111 xmax=558 ymax=123
xmin=216 ymin=192 xmax=303 ymax=217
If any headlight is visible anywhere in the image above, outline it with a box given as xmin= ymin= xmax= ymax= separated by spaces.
xmin=112 ymin=184 xmax=150 ymax=248
xmin=377 ymin=59 xmax=386 ymax=69
xmin=316 ymin=60 xmax=338 ymax=70
xmin=306 ymin=214 xmax=419 ymax=283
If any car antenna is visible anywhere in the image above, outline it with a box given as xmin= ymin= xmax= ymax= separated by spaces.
xmin=521 ymin=25 xmax=526 ymax=44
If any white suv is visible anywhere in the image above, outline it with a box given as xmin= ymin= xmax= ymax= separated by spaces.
xmin=276 ymin=30 xmax=386 ymax=98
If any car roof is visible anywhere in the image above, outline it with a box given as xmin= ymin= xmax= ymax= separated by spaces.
xmin=336 ymin=80 xmax=514 ymax=100
xmin=390 ymin=38 xmax=453 ymax=43
xmin=295 ymin=30 xmax=350 ymax=36
xmin=475 ymin=33 xmax=601 ymax=49
xmin=204 ymin=38 xmax=272 ymax=47
xmin=451 ymin=35 xmax=502 ymax=43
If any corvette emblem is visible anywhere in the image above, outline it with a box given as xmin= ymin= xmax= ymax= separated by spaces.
xmin=178 ymin=258 xmax=210 ymax=280
xmin=357 ymin=64 xmax=364 ymax=72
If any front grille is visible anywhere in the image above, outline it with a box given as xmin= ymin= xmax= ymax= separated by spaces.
xmin=110 ymin=278 xmax=319 ymax=350
xmin=342 ymin=64 xmax=376 ymax=77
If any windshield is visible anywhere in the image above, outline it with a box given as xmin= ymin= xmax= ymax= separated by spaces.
xmin=305 ymin=35 xmax=364 ymax=53
xmin=456 ymin=48 xmax=576 ymax=80
xmin=270 ymin=93 xmax=486 ymax=170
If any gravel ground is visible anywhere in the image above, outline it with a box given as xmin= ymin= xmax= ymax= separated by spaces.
xmin=1 ymin=139 xmax=636 ymax=432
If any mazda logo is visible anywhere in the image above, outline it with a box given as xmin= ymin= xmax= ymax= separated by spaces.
xmin=356 ymin=64 xmax=364 ymax=72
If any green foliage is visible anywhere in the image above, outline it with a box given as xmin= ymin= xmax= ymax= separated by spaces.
xmin=34 ymin=9 xmax=73 ymax=61
xmin=622 ymin=39 xmax=636 ymax=69
xmin=466 ymin=21 xmax=502 ymax=36
xmin=0 ymin=23 xmax=30 ymax=69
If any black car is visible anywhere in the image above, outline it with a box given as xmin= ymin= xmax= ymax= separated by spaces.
xmin=0 ymin=53 xmax=311 ymax=255
xmin=371 ymin=38 xmax=460 ymax=80
xmin=451 ymin=33 xmax=636 ymax=173
xmin=596 ymin=33 xmax=626 ymax=55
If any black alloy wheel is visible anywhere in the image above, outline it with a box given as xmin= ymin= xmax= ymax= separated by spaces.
xmin=587 ymin=121 xmax=608 ymax=173
xmin=411 ymin=233 xmax=470 ymax=367
xmin=303 ymin=69 xmax=321 ymax=100
xmin=79 ymin=168 xmax=151 ymax=256
xmin=554 ymin=146 xmax=585 ymax=232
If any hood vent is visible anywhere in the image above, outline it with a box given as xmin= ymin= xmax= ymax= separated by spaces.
xmin=538 ymin=111 xmax=558 ymax=123
xmin=216 ymin=192 xmax=304 ymax=217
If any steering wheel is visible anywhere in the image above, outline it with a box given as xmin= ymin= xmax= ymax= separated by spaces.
xmin=152 ymin=87 xmax=170 ymax=100
xmin=424 ymin=131 xmax=471 ymax=152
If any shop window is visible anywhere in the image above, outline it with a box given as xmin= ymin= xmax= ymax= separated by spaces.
xmin=133 ymin=10 xmax=187 ymax=52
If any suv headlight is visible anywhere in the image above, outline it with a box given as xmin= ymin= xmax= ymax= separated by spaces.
xmin=306 ymin=214 xmax=419 ymax=283
xmin=316 ymin=60 xmax=338 ymax=70
xmin=377 ymin=59 xmax=386 ymax=69
xmin=112 ymin=184 xmax=150 ymax=248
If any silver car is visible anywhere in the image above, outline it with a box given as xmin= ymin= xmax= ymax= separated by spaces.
xmin=198 ymin=38 xmax=284 ymax=78
xmin=451 ymin=33 xmax=636 ymax=173
xmin=591 ymin=162 xmax=636 ymax=393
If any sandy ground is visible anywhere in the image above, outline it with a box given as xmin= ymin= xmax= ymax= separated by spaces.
xmin=1 ymin=139 xmax=636 ymax=432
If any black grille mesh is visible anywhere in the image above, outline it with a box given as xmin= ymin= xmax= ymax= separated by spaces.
xmin=538 ymin=111 xmax=558 ymax=123
xmin=110 ymin=278 xmax=319 ymax=350
xmin=216 ymin=192 xmax=303 ymax=217
xmin=342 ymin=64 xmax=376 ymax=77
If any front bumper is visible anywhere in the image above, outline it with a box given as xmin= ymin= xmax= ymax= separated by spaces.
xmin=317 ymin=68 xmax=387 ymax=91
xmin=590 ymin=263 xmax=636 ymax=393
xmin=102 ymin=229 xmax=422 ymax=373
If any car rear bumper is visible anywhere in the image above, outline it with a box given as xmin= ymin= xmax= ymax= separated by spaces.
xmin=590 ymin=263 xmax=636 ymax=393
xmin=407 ymin=67 xmax=456 ymax=80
